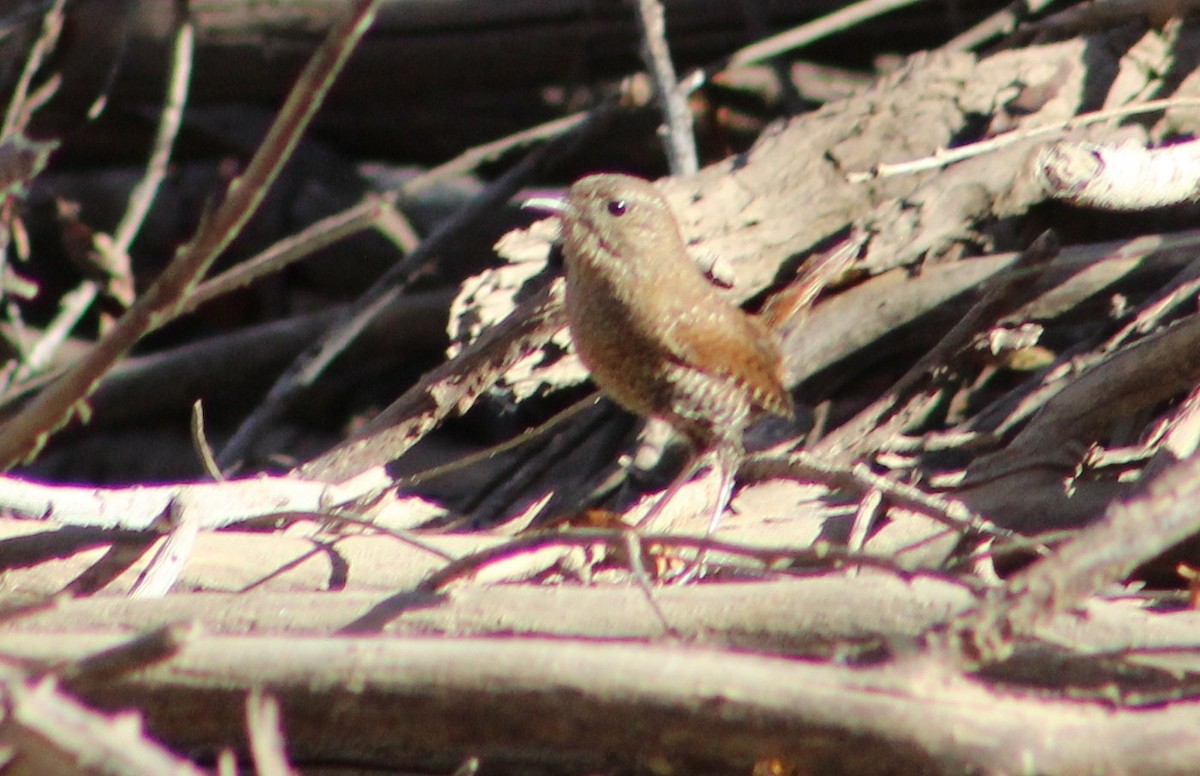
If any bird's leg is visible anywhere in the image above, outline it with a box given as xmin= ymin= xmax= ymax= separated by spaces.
xmin=634 ymin=444 xmax=739 ymax=534
xmin=633 ymin=452 xmax=706 ymax=529
xmin=659 ymin=446 xmax=739 ymax=584
xmin=630 ymin=445 xmax=742 ymax=583
xmin=706 ymin=445 xmax=739 ymax=535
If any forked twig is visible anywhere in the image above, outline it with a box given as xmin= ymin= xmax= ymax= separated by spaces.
xmin=634 ymin=0 xmax=696 ymax=175
xmin=0 ymin=0 xmax=65 ymax=140
xmin=13 ymin=15 xmax=193 ymax=385
xmin=418 ymin=526 xmax=988 ymax=593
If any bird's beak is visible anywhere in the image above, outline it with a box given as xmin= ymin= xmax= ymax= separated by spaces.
xmin=521 ymin=195 xmax=573 ymax=216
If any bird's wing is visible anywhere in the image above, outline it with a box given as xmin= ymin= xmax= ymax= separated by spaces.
xmin=664 ymin=306 xmax=794 ymax=419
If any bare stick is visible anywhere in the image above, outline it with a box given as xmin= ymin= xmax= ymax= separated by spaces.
xmin=190 ymin=400 xmax=223 ymax=481
xmin=0 ymin=471 xmax=404 ymax=531
xmin=12 ymin=16 xmax=192 ymax=385
xmin=728 ymin=0 xmax=923 ymax=68
xmin=400 ymin=109 xmax=594 ymax=201
xmin=848 ymin=97 xmax=1200 ymax=182
xmin=12 ymin=281 xmax=98 ymax=382
xmin=417 ymin=526 xmax=982 ymax=592
xmin=941 ymin=0 xmax=1057 ymax=52
xmin=400 ymin=392 xmax=601 ymax=490
xmin=12 ymin=632 xmax=1200 ymax=774
xmin=634 ymin=0 xmax=696 ymax=176
xmin=111 ymin=16 xmax=193 ymax=253
xmin=0 ymin=0 xmax=65 ymax=140
xmin=182 ymin=194 xmax=403 ymax=316
xmin=740 ymin=452 xmax=1016 ymax=543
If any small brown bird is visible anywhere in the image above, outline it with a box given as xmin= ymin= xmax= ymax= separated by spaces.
xmin=525 ymin=173 xmax=793 ymax=532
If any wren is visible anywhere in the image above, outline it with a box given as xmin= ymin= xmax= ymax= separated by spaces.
xmin=525 ymin=173 xmax=793 ymax=532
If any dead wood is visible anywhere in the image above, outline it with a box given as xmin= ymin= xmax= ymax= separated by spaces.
xmin=2 ymin=2 xmax=1200 ymax=774
xmin=2 ymin=631 xmax=1200 ymax=775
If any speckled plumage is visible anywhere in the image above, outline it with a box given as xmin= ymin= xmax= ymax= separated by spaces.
xmin=549 ymin=173 xmax=792 ymax=455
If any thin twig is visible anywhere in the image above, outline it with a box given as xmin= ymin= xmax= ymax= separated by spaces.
xmin=111 ymin=16 xmax=193 ymax=253
xmin=302 ymin=509 xmax=458 ymax=562
xmin=634 ymin=0 xmax=697 ymax=176
xmin=0 ymin=0 xmax=65 ymax=140
xmin=11 ymin=280 xmax=97 ymax=382
xmin=191 ymin=400 xmax=223 ymax=481
xmin=12 ymin=16 xmax=192 ymax=386
xmin=728 ymin=0 xmax=923 ymax=68
xmin=400 ymin=109 xmax=595 ymax=201
xmin=623 ymin=530 xmax=678 ymax=636
xmin=182 ymin=195 xmax=400 ymax=316
xmin=467 ymin=396 xmax=609 ymax=523
xmin=418 ymin=526 xmax=987 ymax=593
xmin=0 ymin=0 xmax=64 ymax=374
xmin=848 ymin=97 xmax=1200 ymax=182
xmin=739 ymin=451 xmax=1019 ymax=544
xmin=450 ymin=757 xmax=482 ymax=776
xmin=20 ymin=70 xmax=60 ymax=118
xmin=940 ymin=0 xmax=1055 ymax=52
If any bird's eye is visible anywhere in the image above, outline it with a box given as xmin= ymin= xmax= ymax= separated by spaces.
xmin=607 ymin=199 xmax=628 ymax=216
